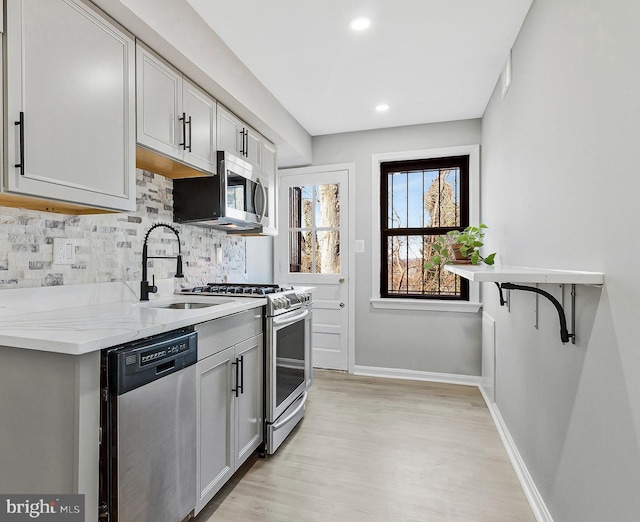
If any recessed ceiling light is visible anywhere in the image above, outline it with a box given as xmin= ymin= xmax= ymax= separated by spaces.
xmin=350 ymin=17 xmax=371 ymax=31
xmin=375 ymin=104 xmax=389 ymax=112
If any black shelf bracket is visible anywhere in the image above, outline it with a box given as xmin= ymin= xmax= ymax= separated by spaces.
xmin=498 ymin=282 xmax=576 ymax=345
xmin=495 ymin=282 xmax=507 ymax=307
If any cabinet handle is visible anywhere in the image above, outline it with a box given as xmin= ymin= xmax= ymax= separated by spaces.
xmin=244 ymin=129 xmax=249 ymax=157
xmin=231 ymin=357 xmax=239 ymax=397
xmin=239 ymin=355 xmax=244 ymax=394
xmin=239 ymin=129 xmax=245 ymax=156
xmin=186 ymin=115 xmax=192 ymax=152
xmin=15 ymin=112 xmax=25 ymax=176
xmin=179 ymin=112 xmax=187 ymax=150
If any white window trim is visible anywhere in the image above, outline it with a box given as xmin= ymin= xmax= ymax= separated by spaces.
xmin=370 ymin=144 xmax=481 ymax=313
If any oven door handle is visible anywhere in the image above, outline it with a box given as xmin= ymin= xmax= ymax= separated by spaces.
xmin=272 ymin=392 xmax=308 ymax=431
xmin=272 ymin=308 xmax=309 ymax=327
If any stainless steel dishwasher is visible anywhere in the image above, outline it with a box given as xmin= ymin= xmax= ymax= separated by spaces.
xmin=99 ymin=328 xmax=197 ymax=522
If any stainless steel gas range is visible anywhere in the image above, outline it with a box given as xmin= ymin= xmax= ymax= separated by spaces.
xmin=180 ymin=283 xmax=312 ymax=454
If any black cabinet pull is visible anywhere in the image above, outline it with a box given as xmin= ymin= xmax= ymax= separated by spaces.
xmin=239 ymin=355 xmax=244 ymax=394
xmin=186 ymin=115 xmax=192 ymax=152
xmin=179 ymin=112 xmax=187 ymax=150
xmin=244 ymin=129 xmax=249 ymax=157
xmin=15 ymin=112 xmax=25 ymax=175
xmin=231 ymin=357 xmax=239 ymax=397
xmin=239 ymin=128 xmax=245 ymax=156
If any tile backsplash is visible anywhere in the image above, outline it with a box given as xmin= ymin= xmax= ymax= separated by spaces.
xmin=0 ymin=170 xmax=246 ymax=289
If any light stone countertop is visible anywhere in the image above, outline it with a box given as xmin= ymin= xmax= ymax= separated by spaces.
xmin=0 ymin=281 xmax=266 ymax=355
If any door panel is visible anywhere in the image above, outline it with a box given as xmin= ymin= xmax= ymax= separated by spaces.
xmin=183 ymin=79 xmax=216 ymax=173
xmin=136 ymin=44 xmax=181 ymax=157
xmin=234 ymin=335 xmax=263 ymax=469
xmin=6 ymin=0 xmax=135 ymax=211
xmin=196 ymin=348 xmax=234 ymax=513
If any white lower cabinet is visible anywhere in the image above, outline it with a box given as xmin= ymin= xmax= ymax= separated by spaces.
xmin=195 ymin=326 xmax=263 ymax=514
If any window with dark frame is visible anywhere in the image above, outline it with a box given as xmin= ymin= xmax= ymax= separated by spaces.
xmin=380 ymin=155 xmax=469 ymax=300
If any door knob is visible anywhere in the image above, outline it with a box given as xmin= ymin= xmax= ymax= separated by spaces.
xmin=339 ymin=278 xmax=345 ymax=283
xmin=339 ymin=302 xmax=345 ymax=308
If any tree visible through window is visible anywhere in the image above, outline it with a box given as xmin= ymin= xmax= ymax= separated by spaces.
xmin=289 ymin=183 xmax=340 ymax=274
xmin=380 ymin=156 xmax=469 ymax=299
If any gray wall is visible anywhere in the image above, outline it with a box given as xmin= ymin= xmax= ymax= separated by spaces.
xmin=313 ymin=120 xmax=483 ymax=376
xmin=481 ymin=0 xmax=640 ymax=519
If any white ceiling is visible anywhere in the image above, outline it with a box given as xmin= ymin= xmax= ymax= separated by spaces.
xmin=186 ymin=0 xmax=533 ymax=137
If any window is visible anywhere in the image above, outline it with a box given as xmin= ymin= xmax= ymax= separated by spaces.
xmin=380 ymin=155 xmax=469 ymax=300
xmin=288 ymin=183 xmax=341 ymax=274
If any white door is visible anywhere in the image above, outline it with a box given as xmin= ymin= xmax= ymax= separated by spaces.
xmin=277 ymin=166 xmax=351 ymax=371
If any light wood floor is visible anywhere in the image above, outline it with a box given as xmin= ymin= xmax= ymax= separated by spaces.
xmin=194 ymin=370 xmax=535 ymax=522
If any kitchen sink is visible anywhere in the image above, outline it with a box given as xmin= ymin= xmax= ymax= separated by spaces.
xmin=152 ymin=301 xmax=232 ymax=310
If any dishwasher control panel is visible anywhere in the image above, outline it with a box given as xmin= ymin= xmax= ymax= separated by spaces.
xmin=140 ymin=340 xmax=190 ymax=365
xmin=108 ymin=328 xmax=197 ymax=395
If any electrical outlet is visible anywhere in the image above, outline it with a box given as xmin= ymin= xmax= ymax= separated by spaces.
xmin=53 ymin=238 xmax=76 ymax=265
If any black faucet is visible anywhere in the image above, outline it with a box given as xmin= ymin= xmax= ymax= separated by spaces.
xmin=140 ymin=223 xmax=184 ymax=301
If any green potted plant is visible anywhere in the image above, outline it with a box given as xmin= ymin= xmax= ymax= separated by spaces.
xmin=424 ymin=224 xmax=496 ymax=269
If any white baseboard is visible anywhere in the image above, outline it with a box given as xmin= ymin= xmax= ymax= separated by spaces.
xmin=478 ymin=386 xmax=553 ymax=522
xmin=353 ymin=365 xmax=481 ymax=387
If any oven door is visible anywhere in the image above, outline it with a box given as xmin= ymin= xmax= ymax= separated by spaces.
xmin=267 ymin=307 xmax=311 ymax=423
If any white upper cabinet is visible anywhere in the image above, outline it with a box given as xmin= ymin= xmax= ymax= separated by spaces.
xmin=244 ymin=127 xmax=261 ymax=167
xmin=260 ymin=138 xmax=277 ymax=183
xmin=136 ymin=44 xmax=182 ymax=159
xmin=217 ymin=103 xmax=275 ymax=175
xmin=183 ymin=79 xmax=217 ymax=174
xmin=5 ymin=0 xmax=136 ymax=212
xmin=216 ymin=104 xmax=243 ymax=155
xmin=136 ymin=43 xmax=217 ymax=176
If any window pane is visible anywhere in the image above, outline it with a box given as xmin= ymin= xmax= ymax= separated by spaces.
xmin=316 ymin=230 xmax=340 ymax=274
xmin=316 ymin=184 xmax=340 ymax=227
xmin=423 ymin=234 xmax=461 ymax=296
xmin=289 ymin=187 xmax=301 ymax=228
xmin=390 ymin=171 xmax=407 ymax=228
xmin=290 ymin=230 xmax=312 ymax=273
xmin=386 ymin=234 xmax=463 ymax=297
xmin=407 ymin=171 xmax=424 ymax=228
xmin=301 ymin=185 xmax=314 ymax=228
xmin=425 ymin=168 xmax=460 ymax=227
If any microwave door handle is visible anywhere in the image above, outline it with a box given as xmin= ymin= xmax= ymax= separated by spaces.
xmin=255 ymin=178 xmax=267 ymax=223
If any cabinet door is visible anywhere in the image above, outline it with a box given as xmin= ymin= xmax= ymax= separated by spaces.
xmin=183 ymin=79 xmax=217 ymax=175
xmin=234 ymin=334 xmax=264 ymax=469
xmin=260 ymin=138 xmax=278 ymax=182
xmin=196 ymin=347 xmax=235 ymax=514
xmin=244 ymin=127 xmax=262 ymax=167
xmin=6 ymin=0 xmax=135 ymax=211
xmin=216 ymin=104 xmax=242 ymax=156
xmin=136 ymin=43 xmax=183 ymax=159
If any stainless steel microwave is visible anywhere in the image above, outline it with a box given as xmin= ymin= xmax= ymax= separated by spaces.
xmin=173 ymin=151 xmax=274 ymax=232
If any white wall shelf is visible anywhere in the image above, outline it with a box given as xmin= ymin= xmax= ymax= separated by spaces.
xmin=444 ymin=265 xmax=604 ymax=285
xmin=445 ymin=265 xmax=605 ymax=344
